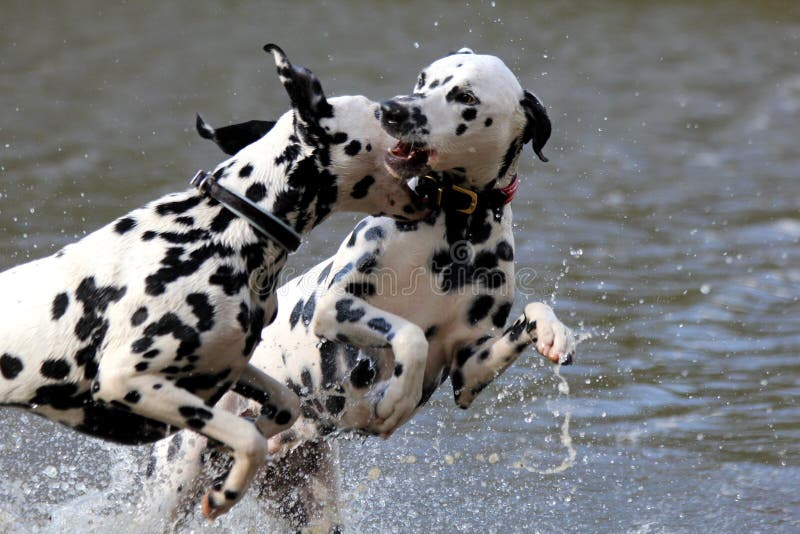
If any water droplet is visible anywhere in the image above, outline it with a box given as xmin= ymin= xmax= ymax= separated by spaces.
xmin=569 ymin=247 xmax=583 ymax=258
xmin=413 ymin=42 xmax=420 ymax=49
xmin=700 ymin=284 xmax=711 ymax=294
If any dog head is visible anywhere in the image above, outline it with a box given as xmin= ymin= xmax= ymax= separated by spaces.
xmin=379 ymin=48 xmax=551 ymax=190
xmin=200 ymin=44 xmax=428 ymax=230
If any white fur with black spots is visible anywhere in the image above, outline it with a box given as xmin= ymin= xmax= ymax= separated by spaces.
xmin=144 ymin=47 xmax=575 ymax=530
xmin=0 ymin=43 xmax=427 ymax=521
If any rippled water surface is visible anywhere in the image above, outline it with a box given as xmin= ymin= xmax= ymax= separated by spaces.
xmin=1 ymin=1 xmax=798 ymax=532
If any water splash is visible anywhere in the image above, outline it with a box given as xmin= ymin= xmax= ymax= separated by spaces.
xmin=550 ymin=247 xmax=583 ymax=306
xmin=512 ymin=365 xmax=576 ymax=475
xmin=549 ymin=259 xmax=570 ymax=306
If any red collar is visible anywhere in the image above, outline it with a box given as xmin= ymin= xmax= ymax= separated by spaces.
xmin=499 ymin=174 xmax=519 ymax=205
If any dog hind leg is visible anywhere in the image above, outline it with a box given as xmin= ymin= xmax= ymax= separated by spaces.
xmin=257 ymin=439 xmax=342 ymax=531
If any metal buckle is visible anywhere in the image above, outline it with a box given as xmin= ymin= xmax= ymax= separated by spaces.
xmin=189 ymin=169 xmax=210 ymax=192
xmin=451 ymin=184 xmax=478 ymax=214
xmin=421 ymin=175 xmax=478 ymax=214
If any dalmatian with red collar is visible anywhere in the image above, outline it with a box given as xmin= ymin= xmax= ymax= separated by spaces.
xmin=146 ymin=48 xmax=576 ymax=529
xmin=0 ymin=44 xmax=429 ymax=520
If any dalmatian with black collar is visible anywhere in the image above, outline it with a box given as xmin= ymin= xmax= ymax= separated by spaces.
xmin=147 ymin=48 xmax=576 ymax=529
xmin=0 ymin=44 xmax=428 ymax=520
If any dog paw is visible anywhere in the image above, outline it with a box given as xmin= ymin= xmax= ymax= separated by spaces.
xmin=523 ymin=302 xmax=576 ymax=365
xmin=368 ymin=375 xmax=423 ymax=437
xmin=201 ymin=487 xmax=236 ymax=521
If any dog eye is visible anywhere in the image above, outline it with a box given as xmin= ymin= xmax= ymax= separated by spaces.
xmin=456 ymin=92 xmax=478 ymax=105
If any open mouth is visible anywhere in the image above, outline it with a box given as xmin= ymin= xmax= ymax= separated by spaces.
xmin=384 ymin=141 xmax=433 ymax=179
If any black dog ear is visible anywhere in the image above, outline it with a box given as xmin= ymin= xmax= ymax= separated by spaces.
xmin=520 ymin=90 xmax=551 ymax=162
xmin=263 ymin=43 xmax=333 ymax=123
xmin=196 ymin=114 xmax=277 ymax=155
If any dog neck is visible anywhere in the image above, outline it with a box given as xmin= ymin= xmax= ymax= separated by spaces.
xmin=180 ymin=119 xmax=344 ymax=298
xmin=208 ymin=117 xmax=340 ymax=239
xmin=190 ymin=170 xmax=301 ymax=253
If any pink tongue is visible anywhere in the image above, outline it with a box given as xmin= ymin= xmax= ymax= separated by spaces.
xmin=390 ymin=142 xmax=411 ymax=158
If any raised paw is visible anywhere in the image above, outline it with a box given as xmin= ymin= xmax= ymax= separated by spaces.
xmin=370 ymin=375 xmax=423 ymax=437
xmin=523 ymin=302 xmax=576 ymax=365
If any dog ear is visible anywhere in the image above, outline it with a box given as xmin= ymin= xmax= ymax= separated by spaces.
xmin=449 ymin=47 xmax=475 ymax=55
xmin=520 ymin=90 xmax=551 ymax=162
xmin=263 ymin=43 xmax=334 ymax=122
xmin=196 ymin=114 xmax=277 ymax=155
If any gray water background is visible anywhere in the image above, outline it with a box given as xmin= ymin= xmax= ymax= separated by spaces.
xmin=0 ymin=1 xmax=798 ymax=532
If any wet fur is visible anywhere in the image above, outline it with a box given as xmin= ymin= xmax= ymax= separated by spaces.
xmin=0 ymin=44 xmax=426 ymax=520
xmin=145 ymin=48 xmax=576 ymax=529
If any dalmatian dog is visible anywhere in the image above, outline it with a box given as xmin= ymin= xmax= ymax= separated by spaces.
xmin=0 ymin=44 xmax=428 ymax=520
xmin=145 ymin=48 xmax=576 ymax=529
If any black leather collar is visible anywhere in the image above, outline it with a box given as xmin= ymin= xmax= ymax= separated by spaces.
xmin=189 ymin=170 xmax=301 ymax=252
xmin=413 ymin=174 xmax=518 ymax=215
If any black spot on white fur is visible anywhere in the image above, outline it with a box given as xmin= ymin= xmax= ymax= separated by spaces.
xmin=344 ymin=140 xmax=361 ymax=156
xmin=467 ymin=295 xmax=494 ymax=325
xmin=51 ymin=292 xmax=69 ymax=321
xmin=301 ymin=294 xmax=316 ymax=327
xmin=131 ymin=307 xmax=148 ymax=327
xmin=492 ymin=302 xmax=512 ymax=328
xmin=496 ymin=240 xmax=514 ymax=262
xmin=186 ymin=293 xmax=215 ymax=332
xmin=364 ymin=226 xmax=384 ymax=241
xmin=40 ymin=359 xmax=71 ymax=379
xmin=350 ymin=175 xmax=375 ymax=199
xmin=367 ymin=317 xmax=392 ymax=334
xmin=335 ymin=299 xmax=365 ymax=323
xmin=1 ymin=353 xmax=24 ymax=379
xmin=114 ymin=217 xmax=137 ymax=235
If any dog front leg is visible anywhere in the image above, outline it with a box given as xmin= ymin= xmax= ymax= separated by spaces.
xmin=92 ymin=368 xmax=296 ymax=520
xmin=312 ymin=294 xmax=427 ymax=437
xmin=451 ymin=302 xmax=576 ymax=408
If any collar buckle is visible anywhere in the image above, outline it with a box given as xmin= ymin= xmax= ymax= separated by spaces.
xmin=420 ymin=175 xmax=479 ymax=215
xmin=451 ymin=184 xmax=479 ymax=214
xmin=189 ymin=169 xmax=210 ymax=191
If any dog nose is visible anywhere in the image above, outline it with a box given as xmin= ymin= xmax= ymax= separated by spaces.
xmin=380 ymin=99 xmax=409 ymax=127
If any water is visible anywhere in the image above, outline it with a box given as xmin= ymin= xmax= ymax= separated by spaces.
xmin=1 ymin=1 xmax=798 ymax=531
